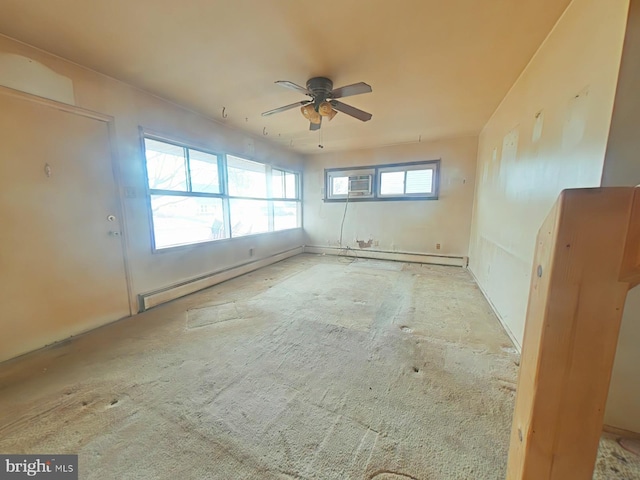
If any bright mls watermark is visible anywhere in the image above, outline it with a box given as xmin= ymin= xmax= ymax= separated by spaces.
xmin=0 ymin=455 xmax=77 ymax=479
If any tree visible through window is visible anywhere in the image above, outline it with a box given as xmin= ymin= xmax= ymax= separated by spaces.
xmin=143 ymin=137 xmax=301 ymax=250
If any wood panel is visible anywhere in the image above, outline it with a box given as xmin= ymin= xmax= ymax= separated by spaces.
xmin=506 ymin=187 xmax=639 ymax=479
xmin=621 ymin=189 xmax=640 ymax=288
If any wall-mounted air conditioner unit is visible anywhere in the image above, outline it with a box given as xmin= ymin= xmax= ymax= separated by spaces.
xmin=348 ymin=175 xmax=373 ymax=196
xmin=325 ymin=168 xmax=375 ymax=200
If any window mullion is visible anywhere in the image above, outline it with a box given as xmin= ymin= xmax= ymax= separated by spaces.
xmin=144 ymin=137 xmax=300 ymax=248
xmin=221 ymin=155 xmax=229 ymax=196
xmin=268 ymin=201 xmax=275 ymax=232
xmin=266 ymin=166 xmax=274 ymax=231
xmin=184 ymin=147 xmax=192 ymax=192
xmin=223 ymin=197 xmax=232 ymax=238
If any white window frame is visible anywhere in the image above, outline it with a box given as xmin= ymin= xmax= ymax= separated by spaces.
xmin=324 ymin=160 xmax=440 ymax=202
xmin=142 ymin=131 xmax=302 ymax=252
xmin=377 ymin=161 xmax=440 ymax=199
xmin=325 ymin=168 xmax=375 ymax=200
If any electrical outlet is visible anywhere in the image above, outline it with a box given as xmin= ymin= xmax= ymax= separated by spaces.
xmin=436 ymin=243 xmax=441 ymax=250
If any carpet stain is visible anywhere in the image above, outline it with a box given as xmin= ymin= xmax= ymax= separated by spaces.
xmin=370 ymin=471 xmax=422 ymax=480
xmin=0 ymin=255 xmax=635 ymax=479
xmin=186 ymin=302 xmax=242 ymax=329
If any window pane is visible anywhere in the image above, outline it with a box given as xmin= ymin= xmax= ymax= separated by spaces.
xmin=227 ymin=155 xmax=267 ymax=198
xmin=331 ymin=176 xmax=348 ymax=195
xmin=274 ymin=201 xmax=299 ymax=230
xmin=380 ymin=171 xmax=405 ymax=195
xmin=229 ymin=199 xmax=269 ymax=237
xmin=189 ymin=149 xmax=220 ymax=194
xmin=145 ymin=139 xmax=187 ymax=191
xmin=285 ymin=172 xmax=297 ymax=199
xmin=150 ymin=195 xmax=226 ymax=249
xmin=272 ymin=169 xmax=285 ymax=198
xmin=406 ymin=169 xmax=433 ymax=194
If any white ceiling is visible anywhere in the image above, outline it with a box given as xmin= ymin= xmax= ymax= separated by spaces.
xmin=0 ymin=0 xmax=571 ymax=153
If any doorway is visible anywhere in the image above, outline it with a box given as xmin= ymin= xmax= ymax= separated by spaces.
xmin=0 ymin=91 xmax=131 ymax=361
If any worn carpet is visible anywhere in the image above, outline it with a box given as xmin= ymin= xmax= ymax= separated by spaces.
xmin=0 ymin=254 xmax=637 ymax=479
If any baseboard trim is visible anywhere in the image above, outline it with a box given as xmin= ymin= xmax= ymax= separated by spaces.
xmin=466 ymin=274 xmax=640 ymax=438
xmin=603 ymin=424 xmax=640 ymax=438
xmin=467 ymin=267 xmax=522 ymax=352
xmin=303 ymin=245 xmax=467 ymax=267
xmin=139 ymin=246 xmax=304 ymax=311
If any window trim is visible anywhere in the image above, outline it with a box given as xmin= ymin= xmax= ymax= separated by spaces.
xmin=143 ymin=134 xmax=225 ymax=197
xmin=141 ymin=130 xmax=302 ymax=253
xmin=377 ymin=161 xmax=439 ymax=199
xmin=271 ymin=167 xmax=301 ymax=201
xmin=324 ymin=160 xmax=440 ymax=202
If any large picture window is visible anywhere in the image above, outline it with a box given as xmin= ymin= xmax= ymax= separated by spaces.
xmin=143 ymin=136 xmax=301 ymax=250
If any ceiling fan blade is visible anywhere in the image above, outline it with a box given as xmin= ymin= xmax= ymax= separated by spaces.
xmin=262 ymin=100 xmax=311 ymax=117
xmin=275 ymin=80 xmax=312 ymax=96
xmin=309 ymin=117 xmax=322 ymax=131
xmin=329 ymin=82 xmax=372 ymax=99
xmin=331 ymin=100 xmax=373 ymax=122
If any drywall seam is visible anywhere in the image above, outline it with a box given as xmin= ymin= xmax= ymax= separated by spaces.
xmin=468 ymin=266 xmax=522 ymax=352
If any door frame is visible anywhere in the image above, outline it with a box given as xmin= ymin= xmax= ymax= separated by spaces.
xmin=0 ymin=84 xmax=135 ymax=316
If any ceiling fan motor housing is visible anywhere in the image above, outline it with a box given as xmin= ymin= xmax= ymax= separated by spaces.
xmin=307 ymin=77 xmax=334 ymax=110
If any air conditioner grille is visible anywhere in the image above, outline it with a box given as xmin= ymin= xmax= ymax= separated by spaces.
xmin=349 ymin=175 xmax=372 ymax=194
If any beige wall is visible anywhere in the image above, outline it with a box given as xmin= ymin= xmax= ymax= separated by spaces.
xmin=468 ymin=0 xmax=636 ymax=429
xmin=602 ymin=0 xmax=640 ymax=433
xmin=303 ymin=137 xmax=478 ymax=257
xmin=469 ymin=0 xmax=629 ymax=342
xmin=0 ymin=35 xmax=305 ymax=359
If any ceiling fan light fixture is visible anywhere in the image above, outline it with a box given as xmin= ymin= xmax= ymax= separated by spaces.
xmin=318 ymin=101 xmax=338 ymax=121
xmin=318 ymin=101 xmax=332 ymax=116
xmin=264 ymin=77 xmax=372 ymax=127
xmin=301 ymin=104 xmax=321 ymax=124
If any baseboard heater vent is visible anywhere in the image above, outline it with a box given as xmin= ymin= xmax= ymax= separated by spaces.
xmin=303 ymin=245 xmax=467 ymax=267
xmin=138 ymin=246 xmax=303 ymax=311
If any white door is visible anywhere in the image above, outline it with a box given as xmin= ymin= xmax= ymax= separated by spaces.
xmin=0 ymin=93 xmax=130 ymax=361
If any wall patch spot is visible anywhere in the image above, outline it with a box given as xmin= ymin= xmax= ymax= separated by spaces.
xmin=0 ymin=53 xmax=75 ymax=105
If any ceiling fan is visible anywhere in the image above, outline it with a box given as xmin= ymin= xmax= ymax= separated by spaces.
xmin=262 ymin=77 xmax=373 ymax=131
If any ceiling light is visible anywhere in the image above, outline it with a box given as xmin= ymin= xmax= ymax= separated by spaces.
xmin=318 ymin=101 xmax=338 ymax=121
xmin=301 ymin=104 xmax=321 ymax=124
